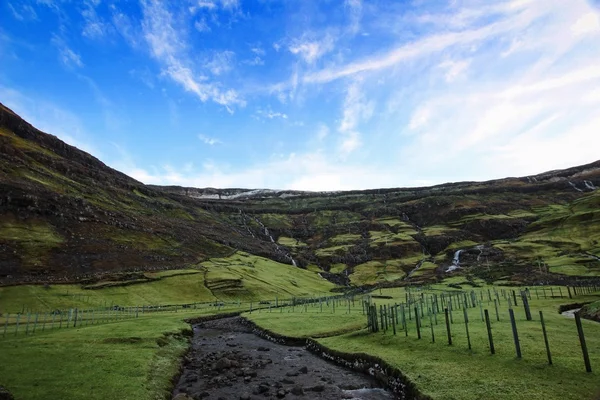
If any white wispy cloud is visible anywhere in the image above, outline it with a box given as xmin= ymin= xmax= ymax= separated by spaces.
xmin=194 ymin=17 xmax=211 ymax=32
xmin=139 ymin=0 xmax=244 ymax=110
xmin=288 ymin=33 xmax=335 ymax=64
xmin=344 ymin=0 xmax=362 ymax=35
xmin=7 ymin=2 xmax=38 ymax=21
xmin=81 ymin=0 xmax=112 ymax=39
xmin=255 ymin=107 xmax=288 ymax=120
xmin=51 ymin=34 xmax=84 ymax=68
xmin=338 ymin=79 xmax=373 ymax=155
xmin=198 ymin=134 xmax=222 ymax=145
xmin=206 ymin=50 xmax=235 ymax=75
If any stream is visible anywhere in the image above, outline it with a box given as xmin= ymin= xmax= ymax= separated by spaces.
xmin=173 ymin=317 xmax=395 ymax=400
xmin=561 ymin=308 xmax=581 ymax=318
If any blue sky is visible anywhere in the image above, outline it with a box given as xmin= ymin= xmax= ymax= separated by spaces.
xmin=2 ymin=0 xmax=600 ymax=190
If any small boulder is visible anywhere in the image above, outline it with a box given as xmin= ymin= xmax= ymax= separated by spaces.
xmin=215 ymin=357 xmax=232 ymax=370
xmin=291 ymin=385 xmax=304 ymax=396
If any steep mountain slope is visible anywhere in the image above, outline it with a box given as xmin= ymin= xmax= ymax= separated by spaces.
xmin=0 ymin=104 xmax=280 ymax=284
xmin=1 ymin=102 xmax=599 ymax=286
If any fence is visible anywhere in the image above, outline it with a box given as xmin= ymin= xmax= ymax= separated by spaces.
xmin=365 ymin=283 xmax=600 ymax=373
xmin=0 ymin=291 xmax=364 ymax=338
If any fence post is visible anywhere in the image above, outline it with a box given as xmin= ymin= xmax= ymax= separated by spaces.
xmin=463 ymin=307 xmax=471 ymax=350
xmin=32 ymin=313 xmax=39 ymax=334
xmin=508 ymin=309 xmax=522 ymax=358
xmin=521 ymin=292 xmax=532 ymax=321
xmin=484 ymin=310 xmax=495 ymax=355
xmin=14 ymin=314 xmax=20 ymax=336
xmin=25 ymin=313 xmax=31 ymax=335
xmin=444 ymin=308 xmax=452 ymax=345
xmin=391 ymin=308 xmax=397 ymax=335
xmin=574 ymin=314 xmax=592 ymax=372
xmin=539 ymin=311 xmax=552 ymax=365
xmin=567 ymin=286 xmax=572 ymax=299
xmin=415 ymin=307 xmax=421 ymax=339
xmin=429 ymin=312 xmax=435 ymax=343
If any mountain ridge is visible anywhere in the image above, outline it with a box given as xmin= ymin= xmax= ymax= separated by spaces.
xmin=1 ymin=102 xmax=599 ymax=286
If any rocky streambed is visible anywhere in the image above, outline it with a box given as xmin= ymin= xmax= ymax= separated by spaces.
xmin=172 ymin=317 xmax=395 ymax=400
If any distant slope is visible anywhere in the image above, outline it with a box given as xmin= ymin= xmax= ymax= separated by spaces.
xmin=1 ymin=102 xmax=600 ymax=286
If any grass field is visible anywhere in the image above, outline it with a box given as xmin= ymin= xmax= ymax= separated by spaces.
xmin=0 ymin=308 xmax=244 ymax=400
xmin=1 ymin=269 xmax=600 ymax=400
xmin=0 ymin=252 xmax=336 ymax=314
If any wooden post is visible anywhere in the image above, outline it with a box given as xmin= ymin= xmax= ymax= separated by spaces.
xmin=25 ymin=313 xmax=31 ymax=335
xmin=402 ymin=305 xmax=407 ymax=336
xmin=567 ymin=286 xmax=572 ymax=299
xmin=484 ymin=310 xmax=495 ymax=355
xmin=32 ymin=313 xmax=39 ymax=334
xmin=539 ymin=311 xmax=552 ymax=365
xmin=391 ymin=308 xmax=397 ymax=335
xmin=521 ymin=291 xmax=532 ymax=321
xmin=383 ymin=305 xmax=388 ymax=332
xmin=429 ymin=311 xmax=435 ymax=343
xmin=415 ymin=307 xmax=421 ymax=339
xmin=463 ymin=307 xmax=471 ymax=350
xmin=509 ymin=309 xmax=522 ymax=358
xmin=15 ymin=314 xmax=20 ymax=336
xmin=444 ymin=308 xmax=452 ymax=345
xmin=512 ymin=290 xmax=518 ymax=306
xmin=574 ymin=314 xmax=592 ymax=372
xmin=494 ymin=299 xmax=499 ymax=321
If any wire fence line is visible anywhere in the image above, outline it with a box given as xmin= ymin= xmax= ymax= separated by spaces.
xmin=364 ymin=283 xmax=600 ymax=373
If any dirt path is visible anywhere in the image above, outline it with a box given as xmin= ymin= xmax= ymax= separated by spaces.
xmin=172 ymin=317 xmax=395 ymax=400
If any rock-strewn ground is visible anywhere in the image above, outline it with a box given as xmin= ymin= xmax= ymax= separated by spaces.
xmin=172 ymin=317 xmax=394 ymax=400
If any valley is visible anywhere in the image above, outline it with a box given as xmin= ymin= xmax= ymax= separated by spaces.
xmin=1 ymin=103 xmax=600 ymax=400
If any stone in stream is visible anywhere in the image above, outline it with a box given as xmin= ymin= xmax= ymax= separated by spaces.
xmin=215 ymin=357 xmax=232 ymax=370
xmin=308 ymin=385 xmax=326 ymax=392
xmin=291 ymin=385 xmax=304 ymax=395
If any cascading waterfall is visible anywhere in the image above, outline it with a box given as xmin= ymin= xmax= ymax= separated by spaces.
xmin=251 ymin=215 xmax=298 ymax=268
xmin=475 ymin=245 xmax=484 ymax=262
xmin=453 ymin=249 xmax=462 ymax=265
xmin=584 ymin=180 xmax=598 ymax=190
xmin=568 ymin=181 xmax=583 ymax=192
xmin=446 ymin=250 xmax=462 ymax=272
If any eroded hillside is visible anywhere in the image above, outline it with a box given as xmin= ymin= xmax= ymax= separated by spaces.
xmin=1 ymin=102 xmax=599 ymax=286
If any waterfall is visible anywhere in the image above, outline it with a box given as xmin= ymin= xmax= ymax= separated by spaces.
xmin=475 ymin=245 xmax=484 ymax=262
xmin=292 ymin=259 xmax=297 ymax=267
xmin=584 ymin=180 xmax=597 ymax=190
xmin=453 ymin=250 xmax=462 ymax=265
xmin=445 ymin=250 xmax=462 ymax=272
xmin=568 ymin=181 xmax=583 ymax=192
